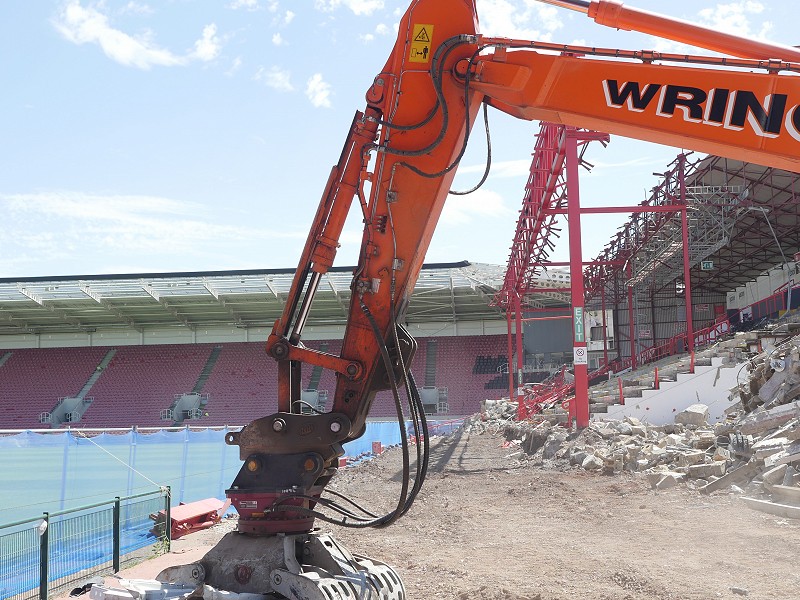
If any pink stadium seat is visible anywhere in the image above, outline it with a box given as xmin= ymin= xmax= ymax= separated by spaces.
xmin=0 ymin=335 xmax=508 ymax=429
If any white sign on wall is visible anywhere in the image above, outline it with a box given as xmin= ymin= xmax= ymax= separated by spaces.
xmin=573 ymin=346 xmax=587 ymax=365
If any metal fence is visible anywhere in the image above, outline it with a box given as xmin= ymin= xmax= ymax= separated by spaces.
xmin=0 ymin=488 xmax=170 ymax=600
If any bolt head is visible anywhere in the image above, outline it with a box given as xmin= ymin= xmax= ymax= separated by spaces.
xmin=272 ymin=418 xmax=286 ymax=432
xmin=330 ymin=421 xmax=342 ymax=433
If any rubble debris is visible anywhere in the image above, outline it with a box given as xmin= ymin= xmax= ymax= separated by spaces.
xmin=470 ymin=337 xmax=800 ymax=517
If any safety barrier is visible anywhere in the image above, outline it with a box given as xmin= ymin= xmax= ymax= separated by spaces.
xmin=0 ymin=418 xmax=467 ymax=598
xmin=0 ymin=488 xmax=169 ymax=600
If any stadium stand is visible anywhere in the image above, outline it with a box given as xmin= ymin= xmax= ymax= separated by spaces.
xmin=0 ymin=335 xmax=508 ymax=429
xmin=78 ymin=345 xmax=212 ymax=428
xmin=0 ymin=347 xmax=108 ymax=428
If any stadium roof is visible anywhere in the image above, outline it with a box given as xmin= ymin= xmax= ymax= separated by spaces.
xmin=0 ymin=261 xmax=571 ymax=336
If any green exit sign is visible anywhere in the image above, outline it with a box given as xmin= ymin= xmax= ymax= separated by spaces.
xmin=574 ymin=307 xmax=584 ymax=342
xmin=701 ymin=260 xmax=714 ymax=271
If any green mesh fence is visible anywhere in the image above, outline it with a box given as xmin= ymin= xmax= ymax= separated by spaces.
xmin=0 ymin=523 xmax=40 ymax=600
xmin=0 ymin=489 xmax=168 ymax=600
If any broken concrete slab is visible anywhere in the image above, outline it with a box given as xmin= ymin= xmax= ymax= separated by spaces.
xmin=764 ymin=441 xmax=800 ymax=468
xmin=739 ymin=401 xmax=800 ymax=435
xmin=761 ymin=464 xmax=788 ymax=485
xmin=765 ymin=483 xmax=800 ymax=504
xmin=697 ymin=461 xmax=762 ymax=495
xmin=687 ymin=461 xmax=726 ymax=479
xmin=675 ymin=404 xmax=710 ymax=427
xmin=741 ymin=496 xmax=800 ymax=519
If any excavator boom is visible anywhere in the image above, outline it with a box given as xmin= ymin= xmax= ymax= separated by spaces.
xmin=157 ymin=1 xmax=799 ymax=598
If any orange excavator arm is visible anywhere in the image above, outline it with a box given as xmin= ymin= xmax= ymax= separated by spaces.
xmin=165 ymin=0 xmax=800 ymax=596
xmin=469 ymin=42 xmax=800 ymax=172
xmin=206 ymin=0 xmax=798 ymax=593
xmin=265 ymin=0 xmax=800 ymax=452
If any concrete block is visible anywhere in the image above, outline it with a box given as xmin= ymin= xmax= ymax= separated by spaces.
xmin=693 ymin=431 xmax=716 ymax=450
xmin=543 ymin=431 xmax=569 ymax=459
xmin=665 ymin=433 xmax=685 ymax=446
xmin=713 ymin=447 xmax=732 ymax=462
xmin=762 ymin=464 xmax=787 ymax=485
xmin=687 ymin=461 xmax=726 ymax=479
xmin=613 ymin=422 xmax=633 ymax=435
xmin=570 ymin=446 xmax=588 ymax=466
xmin=675 ymin=404 xmax=710 ymax=427
xmin=582 ymin=454 xmax=604 ymax=471
xmin=677 ymin=450 xmax=705 ymax=467
xmin=656 ymin=472 xmax=686 ymax=490
xmin=646 ymin=470 xmax=666 ymax=488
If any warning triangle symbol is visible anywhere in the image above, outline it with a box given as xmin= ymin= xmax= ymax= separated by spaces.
xmin=414 ymin=28 xmax=430 ymax=42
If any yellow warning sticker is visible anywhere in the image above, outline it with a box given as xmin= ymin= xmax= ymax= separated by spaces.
xmin=409 ymin=24 xmax=433 ymax=63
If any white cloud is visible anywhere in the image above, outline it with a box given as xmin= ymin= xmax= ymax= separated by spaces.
xmin=306 ymin=73 xmax=332 ymax=108
xmin=476 ymin=0 xmax=563 ymax=40
xmin=314 ymin=0 xmax=384 ymax=16
xmin=440 ymin=189 xmax=514 ymax=225
xmin=53 ymin=1 xmax=186 ymax=69
xmin=361 ymin=22 xmax=390 ymax=43
xmin=190 ymin=23 xmax=221 ymax=62
xmin=272 ymin=33 xmax=285 ymax=46
xmin=652 ymin=1 xmax=772 ymax=54
xmin=284 ymin=10 xmax=295 ymax=25
xmin=0 ymin=191 xmax=302 ymax=274
xmin=228 ymin=0 xmax=260 ymax=10
xmin=253 ymin=65 xmax=294 ymax=91
xmin=53 ymin=1 xmax=224 ymax=70
xmin=120 ymin=2 xmax=153 ymax=17
xmin=457 ymin=159 xmax=531 ymax=179
xmin=698 ymin=1 xmax=771 ymax=38
xmin=226 ymin=56 xmax=243 ymax=76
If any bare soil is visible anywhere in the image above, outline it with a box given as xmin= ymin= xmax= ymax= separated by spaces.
xmin=111 ymin=428 xmax=800 ymax=600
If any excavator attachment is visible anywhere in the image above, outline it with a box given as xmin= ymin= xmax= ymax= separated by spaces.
xmin=155 ymin=532 xmax=405 ymax=600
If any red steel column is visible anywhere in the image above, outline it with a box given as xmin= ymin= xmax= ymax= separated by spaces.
xmin=679 ymin=155 xmax=696 ymax=354
xmin=565 ymin=128 xmax=589 ymax=428
xmin=515 ymin=295 xmax=524 ymax=395
xmin=627 ymin=268 xmax=636 ymax=370
xmin=601 ymin=283 xmax=609 ymax=367
xmin=507 ymin=304 xmax=516 ymax=408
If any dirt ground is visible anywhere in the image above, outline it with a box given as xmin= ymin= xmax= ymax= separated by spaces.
xmin=110 ymin=428 xmax=800 ymax=600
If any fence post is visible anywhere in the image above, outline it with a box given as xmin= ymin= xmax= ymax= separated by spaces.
xmin=165 ymin=486 xmax=172 ymax=553
xmin=39 ymin=513 xmax=49 ymax=600
xmin=113 ymin=497 xmax=121 ymax=572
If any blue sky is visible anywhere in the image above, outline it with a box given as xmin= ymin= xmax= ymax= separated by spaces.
xmin=0 ymin=1 xmax=794 ymax=278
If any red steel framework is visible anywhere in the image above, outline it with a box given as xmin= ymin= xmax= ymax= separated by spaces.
xmin=495 ymin=125 xmax=708 ymax=428
xmin=493 ymin=123 xmax=609 ymax=428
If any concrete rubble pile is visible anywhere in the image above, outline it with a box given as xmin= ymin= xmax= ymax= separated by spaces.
xmin=468 ymin=360 xmax=800 ymax=518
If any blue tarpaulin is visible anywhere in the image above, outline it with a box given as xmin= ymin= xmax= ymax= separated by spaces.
xmin=0 ymin=420 xmax=463 ymax=525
